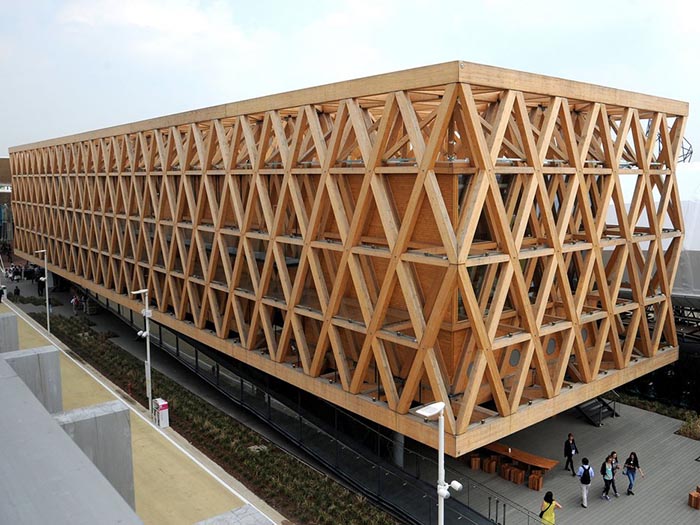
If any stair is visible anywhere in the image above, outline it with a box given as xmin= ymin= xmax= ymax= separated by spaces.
xmin=576 ymin=397 xmax=620 ymax=426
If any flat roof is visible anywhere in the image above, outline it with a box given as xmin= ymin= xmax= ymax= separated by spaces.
xmin=0 ymin=358 xmax=142 ymax=525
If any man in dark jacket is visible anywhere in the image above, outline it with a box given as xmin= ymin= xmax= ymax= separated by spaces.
xmin=564 ymin=433 xmax=578 ymax=475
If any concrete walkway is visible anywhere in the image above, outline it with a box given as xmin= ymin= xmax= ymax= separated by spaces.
xmin=0 ymin=297 xmax=288 ymax=525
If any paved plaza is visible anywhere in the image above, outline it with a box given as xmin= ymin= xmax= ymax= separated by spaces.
xmin=447 ymin=403 xmax=700 ymax=524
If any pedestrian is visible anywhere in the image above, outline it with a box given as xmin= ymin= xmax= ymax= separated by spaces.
xmin=609 ymin=451 xmax=621 ymax=497
xmin=539 ymin=490 xmax=562 ymax=524
xmin=623 ymin=452 xmax=645 ymax=495
xmin=0 ymin=285 xmax=5 ymax=304
xmin=563 ymin=433 xmax=578 ymax=475
xmin=601 ymin=455 xmax=613 ymax=500
xmin=13 ymin=285 xmax=19 ymax=297
xmin=576 ymin=457 xmax=594 ymax=508
xmin=70 ymin=294 xmax=80 ymax=315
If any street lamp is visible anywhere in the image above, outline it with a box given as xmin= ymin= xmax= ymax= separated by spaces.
xmin=415 ymin=401 xmax=463 ymax=525
xmin=132 ymin=288 xmax=152 ymax=420
xmin=34 ymin=249 xmax=49 ymax=334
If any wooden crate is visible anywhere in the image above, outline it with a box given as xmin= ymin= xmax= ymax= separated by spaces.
xmin=469 ymin=455 xmax=481 ymax=470
xmin=511 ymin=468 xmax=525 ymax=485
xmin=689 ymin=491 xmax=700 ymax=510
xmin=500 ymin=464 xmax=514 ymax=481
xmin=481 ymin=458 xmax=497 ymax=474
xmin=528 ymin=473 xmax=544 ymax=491
xmin=483 ymin=458 xmax=497 ymax=474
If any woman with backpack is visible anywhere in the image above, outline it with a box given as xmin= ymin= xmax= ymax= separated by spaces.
xmin=623 ymin=452 xmax=645 ymax=495
xmin=601 ymin=455 xmax=614 ymax=500
xmin=577 ymin=457 xmax=595 ymax=508
xmin=539 ymin=490 xmax=561 ymax=524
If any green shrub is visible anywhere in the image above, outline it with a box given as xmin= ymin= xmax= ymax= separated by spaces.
xmin=678 ymin=415 xmax=700 ymax=440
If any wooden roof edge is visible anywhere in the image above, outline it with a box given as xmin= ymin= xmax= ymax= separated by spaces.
xmin=10 ymin=60 xmax=688 ymax=153
xmin=458 ymin=61 xmax=689 ymax=117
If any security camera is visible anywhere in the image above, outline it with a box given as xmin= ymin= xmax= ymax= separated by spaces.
xmin=137 ymin=330 xmax=149 ymax=338
xmin=450 ymin=480 xmax=463 ymax=492
xmin=438 ymin=487 xmax=451 ymax=499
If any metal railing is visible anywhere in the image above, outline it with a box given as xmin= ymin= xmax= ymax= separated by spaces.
xmin=92 ymin=290 xmax=545 ymax=525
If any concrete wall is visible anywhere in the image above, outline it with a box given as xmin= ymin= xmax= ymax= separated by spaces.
xmin=0 ymin=359 xmax=142 ymax=524
xmin=0 ymin=312 xmax=19 ymax=353
xmin=54 ymin=400 xmax=135 ymax=509
xmin=2 ymin=345 xmax=63 ymax=413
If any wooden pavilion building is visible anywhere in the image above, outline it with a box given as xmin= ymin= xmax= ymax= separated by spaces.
xmin=9 ymin=61 xmax=688 ymax=456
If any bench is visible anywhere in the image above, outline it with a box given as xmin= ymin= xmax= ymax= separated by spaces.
xmin=483 ymin=443 xmax=558 ymax=489
xmin=483 ymin=443 xmax=558 ymax=471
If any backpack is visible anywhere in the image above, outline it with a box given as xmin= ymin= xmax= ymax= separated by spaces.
xmin=581 ymin=466 xmax=591 ymax=484
xmin=600 ymin=462 xmax=606 ymax=476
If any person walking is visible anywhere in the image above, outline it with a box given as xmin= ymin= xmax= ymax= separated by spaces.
xmin=601 ymin=455 xmax=613 ymax=500
xmin=609 ymin=451 xmax=621 ymax=497
xmin=577 ymin=457 xmax=594 ymax=508
xmin=623 ymin=452 xmax=645 ymax=495
xmin=70 ymin=294 xmax=80 ymax=316
xmin=539 ymin=490 xmax=562 ymax=524
xmin=0 ymin=285 xmax=5 ymax=304
xmin=563 ymin=433 xmax=578 ymax=475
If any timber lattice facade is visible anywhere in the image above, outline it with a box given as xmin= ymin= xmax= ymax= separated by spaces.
xmin=10 ymin=62 xmax=688 ymax=455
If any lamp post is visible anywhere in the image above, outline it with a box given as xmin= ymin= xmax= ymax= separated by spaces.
xmin=132 ymin=288 xmax=152 ymax=419
xmin=415 ymin=401 xmax=463 ymax=525
xmin=34 ymin=249 xmax=49 ymax=334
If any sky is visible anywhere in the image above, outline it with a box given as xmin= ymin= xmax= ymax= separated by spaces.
xmin=1 ymin=0 xmax=699 ymax=155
